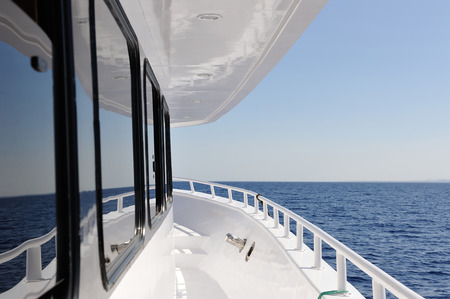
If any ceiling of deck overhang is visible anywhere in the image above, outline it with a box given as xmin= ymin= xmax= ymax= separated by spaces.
xmin=120 ymin=0 xmax=327 ymax=127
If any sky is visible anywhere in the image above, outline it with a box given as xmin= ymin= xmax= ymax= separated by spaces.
xmin=0 ymin=42 xmax=55 ymax=197
xmin=170 ymin=0 xmax=450 ymax=182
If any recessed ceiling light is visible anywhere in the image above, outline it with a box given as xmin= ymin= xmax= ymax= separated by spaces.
xmin=196 ymin=73 xmax=213 ymax=79
xmin=194 ymin=99 xmax=202 ymax=104
xmin=197 ymin=14 xmax=222 ymax=21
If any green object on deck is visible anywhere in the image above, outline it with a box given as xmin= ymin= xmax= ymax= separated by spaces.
xmin=318 ymin=290 xmax=349 ymax=299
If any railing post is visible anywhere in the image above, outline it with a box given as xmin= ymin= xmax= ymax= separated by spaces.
xmin=117 ymin=196 xmax=123 ymax=213
xmin=189 ymin=181 xmax=195 ymax=193
xmin=254 ymin=196 xmax=259 ymax=214
xmin=274 ymin=208 xmax=279 ymax=228
xmin=263 ymin=202 xmax=268 ymax=220
xmin=296 ymin=222 xmax=304 ymax=251
xmin=244 ymin=193 xmax=248 ymax=208
xmin=284 ymin=214 xmax=290 ymax=238
xmin=228 ymin=189 xmax=233 ymax=203
xmin=372 ymin=280 xmax=386 ymax=299
xmin=314 ymin=235 xmax=322 ymax=269
xmin=210 ymin=184 xmax=215 ymax=198
xmin=336 ymin=253 xmax=347 ymax=291
xmin=26 ymin=247 xmax=42 ymax=281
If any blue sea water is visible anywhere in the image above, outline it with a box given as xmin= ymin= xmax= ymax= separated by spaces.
xmin=203 ymin=182 xmax=450 ymax=298
xmin=0 ymin=194 xmax=56 ymax=293
xmin=1 ymin=183 xmax=449 ymax=297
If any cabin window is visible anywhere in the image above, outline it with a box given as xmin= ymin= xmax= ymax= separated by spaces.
xmin=94 ymin=0 xmax=142 ymax=281
xmin=143 ymin=61 xmax=173 ymax=225
xmin=163 ymin=101 xmax=173 ymax=205
xmin=0 ymin=2 xmax=56 ymax=294
xmin=143 ymin=61 xmax=158 ymax=225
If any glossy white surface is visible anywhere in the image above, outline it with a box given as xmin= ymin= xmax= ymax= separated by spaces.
xmin=110 ymin=208 xmax=176 ymax=299
xmin=173 ymin=224 xmax=228 ymax=299
xmin=121 ymin=0 xmax=328 ymax=126
xmin=171 ymin=179 xmax=424 ymax=299
xmin=78 ymin=207 xmax=106 ymax=299
xmin=173 ymin=191 xmax=321 ymax=298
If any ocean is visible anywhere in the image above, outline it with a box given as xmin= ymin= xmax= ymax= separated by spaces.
xmin=1 ymin=182 xmax=449 ymax=297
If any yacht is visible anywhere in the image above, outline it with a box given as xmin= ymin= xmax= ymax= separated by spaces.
xmin=0 ymin=0 xmax=424 ymax=298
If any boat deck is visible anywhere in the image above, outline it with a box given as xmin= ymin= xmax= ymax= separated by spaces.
xmin=173 ymin=223 xmax=227 ymax=299
xmin=171 ymin=188 xmax=366 ymax=299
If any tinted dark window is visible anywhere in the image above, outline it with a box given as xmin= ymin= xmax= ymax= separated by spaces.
xmin=0 ymin=3 xmax=55 ymax=294
xmin=144 ymin=69 xmax=157 ymax=224
xmin=95 ymin=0 xmax=137 ymax=275
xmin=163 ymin=107 xmax=173 ymax=204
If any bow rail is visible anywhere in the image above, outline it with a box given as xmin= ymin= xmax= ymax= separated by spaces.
xmin=173 ymin=177 xmax=423 ymax=299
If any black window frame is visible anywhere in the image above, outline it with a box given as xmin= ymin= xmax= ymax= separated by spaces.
xmin=162 ymin=98 xmax=173 ymax=205
xmin=143 ymin=60 xmax=173 ymax=226
xmin=0 ymin=1 xmax=75 ymax=297
xmin=91 ymin=0 xmax=145 ymax=288
xmin=144 ymin=59 xmax=169 ymax=226
xmin=45 ymin=0 xmax=80 ymax=297
xmin=143 ymin=59 xmax=162 ymax=227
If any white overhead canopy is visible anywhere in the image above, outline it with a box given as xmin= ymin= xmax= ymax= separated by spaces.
xmin=122 ymin=0 xmax=328 ymax=127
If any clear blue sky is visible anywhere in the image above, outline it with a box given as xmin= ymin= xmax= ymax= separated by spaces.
xmin=171 ymin=0 xmax=450 ymax=182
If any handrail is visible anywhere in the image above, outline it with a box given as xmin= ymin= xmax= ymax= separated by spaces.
xmin=103 ymin=191 xmax=135 ymax=214
xmin=173 ymin=177 xmax=423 ymax=299
xmin=102 ymin=191 xmax=135 ymax=203
xmin=0 ymin=227 xmax=56 ymax=282
xmin=102 ymin=187 xmax=155 ymax=213
xmin=0 ymin=228 xmax=56 ymax=264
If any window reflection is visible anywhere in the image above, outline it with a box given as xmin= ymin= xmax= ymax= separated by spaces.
xmin=144 ymin=75 xmax=156 ymax=225
xmin=95 ymin=0 xmax=136 ymax=270
xmin=164 ymin=108 xmax=173 ymax=204
xmin=0 ymin=31 xmax=55 ymax=294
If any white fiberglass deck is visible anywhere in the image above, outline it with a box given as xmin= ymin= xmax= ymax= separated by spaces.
xmin=172 ymin=178 xmax=423 ymax=299
xmin=172 ymin=188 xmax=361 ymax=299
xmin=173 ymin=223 xmax=227 ymax=299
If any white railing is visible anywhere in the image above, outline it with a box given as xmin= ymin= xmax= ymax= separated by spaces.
xmin=0 ymin=228 xmax=56 ymax=282
xmin=102 ymin=191 xmax=135 ymax=213
xmin=173 ymin=177 xmax=423 ymax=299
xmin=102 ymin=187 xmax=156 ymax=213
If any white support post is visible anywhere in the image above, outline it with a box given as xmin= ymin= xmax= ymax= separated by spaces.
xmin=210 ymin=185 xmax=215 ymax=198
xmin=117 ymin=196 xmax=123 ymax=213
xmin=254 ymin=196 xmax=259 ymax=214
xmin=263 ymin=202 xmax=268 ymax=220
xmin=26 ymin=247 xmax=42 ymax=281
xmin=296 ymin=222 xmax=304 ymax=251
xmin=244 ymin=193 xmax=248 ymax=208
xmin=372 ymin=280 xmax=386 ymax=299
xmin=228 ymin=189 xmax=233 ymax=203
xmin=189 ymin=181 xmax=195 ymax=193
xmin=284 ymin=214 xmax=290 ymax=238
xmin=274 ymin=208 xmax=279 ymax=228
xmin=314 ymin=235 xmax=322 ymax=269
xmin=336 ymin=253 xmax=347 ymax=291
